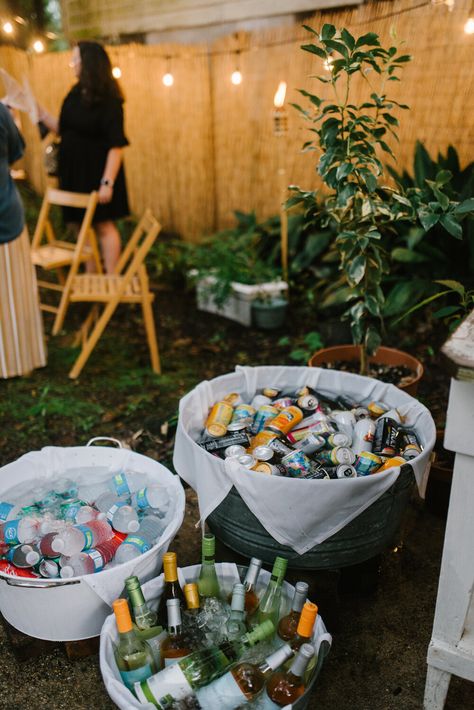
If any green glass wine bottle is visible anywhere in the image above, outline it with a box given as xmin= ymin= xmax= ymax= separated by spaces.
xmin=125 ymin=575 xmax=165 ymax=670
xmin=197 ymin=533 xmax=221 ymax=599
xmin=225 ymin=583 xmax=247 ymax=640
xmin=249 ymin=556 xmax=288 ymax=630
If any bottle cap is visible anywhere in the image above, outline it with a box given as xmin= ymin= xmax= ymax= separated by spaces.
xmin=163 ymin=552 xmax=178 ymax=582
xmin=125 ymin=575 xmax=140 ymax=591
xmin=202 ymin=533 xmax=215 ymax=558
xmin=299 ymin=642 xmax=315 ymax=660
xmin=184 ymin=583 xmax=200 ymax=610
xmin=292 ymin=581 xmax=309 ymax=612
xmin=113 ymin=598 xmax=133 ymax=633
xmin=230 ymin=583 xmax=245 ymax=612
xmin=60 ymin=565 xmax=74 ymax=578
xmin=272 ymin=556 xmax=288 ymax=581
xmin=51 ymin=537 xmax=65 ymax=553
xmin=296 ymin=601 xmax=318 ymax=638
xmin=247 ymin=619 xmax=274 ymax=645
xmin=127 ymin=520 xmax=140 ymax=533
xmin=290 ymin=642 xmax=315 ymax=677
xmin=25 ymin=549 xmax=40 ymax=565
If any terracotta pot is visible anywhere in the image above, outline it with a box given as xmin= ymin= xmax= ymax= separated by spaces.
xmin=307 ymin=344 xmax=424 ymax=395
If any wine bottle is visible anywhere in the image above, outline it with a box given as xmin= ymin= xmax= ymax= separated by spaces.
xmin=243 ymin=557 xmax=262 ymax=615
xmin=277 ymin=581 xmax=308 ymax=642
xmin=250 ymin=556 xmax=287 ymax=629
xmin=195 ymin=643 xmax=294 ymax=709
xmin=135 ymin=620 xmax=275 ymax=706
xmin=126 ymin=575 xmax=165 ymax=670
xmin=157 ymin=552 xmax=186 ymax=626
xmin=160 ymin=599 xmax=193 ymax=668
xmin=264 ymin=643 xmax=315 ymax=707
xmin=112 ymin=598 xmax=154 ymax=691
xmin=289 ymin=601 xmax=318 ymax=651
xmin=197 ymin=533 xmax=221 ymax=599
xmin=225 ymin=583 xmax=247 ymax=641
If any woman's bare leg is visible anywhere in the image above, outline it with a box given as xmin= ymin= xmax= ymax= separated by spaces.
xmin=94 ymin=220 xmax=121 ymax=274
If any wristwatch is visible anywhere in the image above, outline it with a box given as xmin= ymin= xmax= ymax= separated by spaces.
xmin=100 ymin=178 xmax=114 ymax=187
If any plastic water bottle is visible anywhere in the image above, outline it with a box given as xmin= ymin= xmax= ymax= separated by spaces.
xmin=60 ymin=537 xmax=122 ymax=578
xmin=75 ymin=505 xmax=106 ymax=525
xmin=39 ymin=532 xmax=60 ymax=558
xmin=51 ymin=520 xmax=113 ymax=556
xmin=33 ymin=487 xmax=60 ymax=514
xmin=94 ymin=492 xmax=139 ymax=533
xmin=7 ymin=544 xmax=41 ymax=568
xmin=131 ymin=485 xmax=170 ymax=516
xmin=38 ymin=513 xmax=67 ymax=536
xmin=114 ymin=515 xmax=165 ymax=565
xmin=2 ymin=517 xmax=39 ymax=545
xmin=38 ymin=559 xmax=60 ymax=578
xmin=109 ymin=471 xmax=148 ymax=497
xmin=54 ymin=478 xmax=78 ymax=500
xmin=77 ymin=481 xmax=109 ymax=505
xmin=0 ymin=501 xmax=22 ymax=523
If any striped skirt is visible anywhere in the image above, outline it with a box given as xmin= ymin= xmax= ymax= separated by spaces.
xmin=0 ymin=229 xmax=46 ymax=378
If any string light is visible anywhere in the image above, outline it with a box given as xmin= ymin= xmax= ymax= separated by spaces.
xmin=162 ymin=56 xmax=174 ymax=86
xmin=231 ymin=50 xmax=242 ymax=85
xmin=112 ymin=66 xmax=122 ymax=78
xmin=32 ymin=39 xmax=45 ymax=53
xmin=465 ymin=1 xmax=474 ymax=33
xmin=2 ymin=21 xmax=14 ymax=35
xmin=323 ymin=55 xmax=334 ymax=72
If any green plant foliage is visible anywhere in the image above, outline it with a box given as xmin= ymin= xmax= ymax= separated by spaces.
xmin=280 ymin=331 xmax=325 ymax=363
xmin=395 ymin=280 xmax=474 ymax=332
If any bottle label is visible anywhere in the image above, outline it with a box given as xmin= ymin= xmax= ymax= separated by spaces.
xmin=195 ymin=670 xmax=247 ymax=709
xmin=164 ymin=652 xmax=190 ymax=667
xmin=0 ymin=502 xmax=15 ymax=522
xmin=145 ymin=661 xmax=193 ymax=706
xmin=3 ymin=520 xmax=21 ymax=545
xmin=135 ymin=488 xmax=150 ymax=510
xmin=106 ymin=502 xmax=126 ymax=524
xmin=112 ymin=473 xmax=130 ymax=497
xmin=119 ymin=663 xmax=153 ymax=690
xmin=61 ymin=502 xmax=82 ymax=521
xmin=125 ymin=536 xmax=151 ymax=554
xmin=87 ymin=548 xmax=105 ymax=572
xmin=76 ymin=525 xmax=94 ymax=549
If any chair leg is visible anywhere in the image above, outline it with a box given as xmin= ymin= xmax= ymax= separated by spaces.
xmin=141 ymin=296 xmax=161 ymax=374
xmin=69 ymin=300 xmax=119 ymax=379
xmin=72 ymin=305 xmax=99 ymax=348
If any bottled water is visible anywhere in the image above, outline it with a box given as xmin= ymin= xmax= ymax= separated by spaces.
xmin=109 ymin=471 xmax=148 ymax=497
xmin=0 ymin=501 xmax=22 ymax=523
xmin=75 ymin=505 xmax=106 ymax=525
xmin=38 ymin=513 xmax=67 ymax=535
xmin=60 ymin=537 xmax=121 ymax=578
xmin=7 ymin=544 xmax=41 ymax=568
xmin=53 ymin=478 xmax=78 ymax=500
xmin=38 ymin=559 xmax=60 ymax=578
xmin=77 ymin=481 xmax=109 ymax=505
xmin=2 ymin=517 xmax=39 ymax=545
xmin=51 ymin=520 xmax=113 ymax=556
xmin=131 ymin=485 xmax=170 ymax=516
xmin=33 ymin=487 xmax=60 ymax=515
xmin=94 ymin=492 xmax=139 ymax=533
xmin=114 ymin=515 xmax=165 ymax=565
xmin=39 ymin=531 xmax=60 ymax=558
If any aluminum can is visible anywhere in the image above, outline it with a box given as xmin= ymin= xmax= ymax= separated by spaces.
xmin=401 ymin=444 xmax=421 ymax=460
xmin=205 ymin=400 xmax=234 ymax=437
xmin=376 ymin=456 xmax=406 ymax=472
xmin=327 ymin=432 xmax=352 ymax=449
xmin=223 ymin=392 xmax=244 ymax=406
xmin=399 ymin=429 xmax=422 ymax=459
xmin=352 ymin=406 xmax=370 ymax=420
xmin=262 ymin=386 xmax=281 ymax=399
xmin=227 ymin=421 xmax=251 ymax=432
xmin=284 ymin=386 xmax=309 ymax=399
xmin=200 ymin=431 xmax=251 ymax=454
xmin=252 ymin=462 xmax=286 ymax=476
xmin=354 ymin=451 xmax=382 ymax=476
xmin=228 ymin=404 xmax=255 ymax=432
xmin=296 ymin=395 xmax=321 ymax=416
xmin=249 ymin=430 xmax=278 ymax=450
xmin=381 ymin=408 xmax=404 ymax=424
xmin=268 ymin=437 xmax=293 ymax=458
xmin=272 ymin=397 xmax=295 ymax=410
xmin=237 ymin=454 xmax=257 ymax=469
xmin=224 ymin=445 xmax=247 ymax=458
xmin=252 ymin=405 xmax=279 ymax=435
xmin=336 ymin=394 xmax=359 ymax=410
xmin=335 ymin=464 xmax=357 ymax=478
xmin=265 ymin=406 xmax=303 ymax=435
xmin=300 ymin=467 xmax=330 ymax=480
xmin=331 ymin=410 xmax=356 ymax=440
xmin=253 ymin=445 xmax=274 ymax=462
xmin=368 ymin=400 xmax=389 ymax=418
xmin=373 ymin=417 xmax=400 ymax=456
xmin=317 ymin=446 xmax=355 ymax=465
xmin=288 ymin=419 xmax=334 ymax=443
xmin=352 ymin=418 xmax=376 ymax=455
xmin=250 ymin=394 xmax=272 ymax=409
xmin=281 ymin=449 xmax=313 ymax=477
xmin=294 ymin=432 xmax=326 ymax=455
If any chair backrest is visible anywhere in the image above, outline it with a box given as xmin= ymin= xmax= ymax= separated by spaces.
xmin=31 ymin=188 xmax=98 ymax=251
xmin=113 ymin=209 xmax=162 ymax=283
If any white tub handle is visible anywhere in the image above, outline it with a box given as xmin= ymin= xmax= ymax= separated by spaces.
xmin=86 ymin=436 xmax=123 ymax=448
xmin=0 ymin=576 xmax=81 ymax=588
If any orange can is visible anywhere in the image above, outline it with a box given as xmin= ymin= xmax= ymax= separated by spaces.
xmin=375 ymin=456 xmax=406 ymax=473
xmin=205 ymin=400 xmax=234 ymax=437
xmin=265 ymin=406 xmax=303 ymax=435
xmin=248 ymin=430 xmax=278 ymax=451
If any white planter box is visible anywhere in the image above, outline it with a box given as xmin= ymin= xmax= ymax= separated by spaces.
xmin=195 ymin=275 xmax=288 ymax=326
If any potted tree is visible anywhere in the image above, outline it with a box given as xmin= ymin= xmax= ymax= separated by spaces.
xmin=290 ymin=24 xmax=474 ymax=391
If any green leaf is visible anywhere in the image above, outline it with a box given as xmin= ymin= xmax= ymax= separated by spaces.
xmin=383 ymin=280 xmax=431 ymax=317
xmin=341 ymin=28 xmax=356 ymax=51
xmin=435 ymin=169 xmax=452 ymax=187
xmin=439 ymin=214 xmax=463 ymax=239
xmin=393 ymin=289 xmax=453 ymax=323
xmin=435 ymin=279 xmax=465 ymax=295
xmin=355 ymin=32 xmax=380 ymax=48
xmin=383 ymin=113 xmax=399 ymax=126
xmin=454 ymin=197 xmax=474 ymax=214
xmin=301 ymin=44 xmax=327 ymax=59
xmin=320 ymin=24 xmax=336 ymax=40
xmin=336 ymin=162 xmax=354 ymax=180
xmin=365 ymin=326 xmax=382 ymax=356
xmin=391 ymin=247 xmax=428 ymax=263
xmin=418 ymin=209 xmax=439 ymax=232
xmin=277 ymin=336 xmax=291 ymax=346
xmin=324 ymin=39 xmax=349 ymax=58
xmin=347 ymin=255 xmax=366 ymax=285
xmin=302 ymin=24 xmax=319 ymax=36
xmin=394 ymin=54 xmax=412 ymax=63
xmin=433 ymin=305 xmax=460 ymax=319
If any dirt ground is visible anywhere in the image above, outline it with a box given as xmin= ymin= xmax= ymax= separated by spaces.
xmin=0 ymin=281 xmax=471 ymax=709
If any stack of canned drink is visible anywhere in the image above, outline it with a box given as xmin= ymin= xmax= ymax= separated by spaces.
xmin=197 ymin=386 xmax=422 ymax=480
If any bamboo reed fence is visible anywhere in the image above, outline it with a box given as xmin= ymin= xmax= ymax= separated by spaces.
xmin=0 ymin=0 xmax=473 ymax=241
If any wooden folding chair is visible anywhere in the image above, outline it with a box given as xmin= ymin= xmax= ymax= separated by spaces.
xmin=31 ymin=188 xmax=101 ymax=317
xmin=52 ymin=209 xmax=162 ymax=379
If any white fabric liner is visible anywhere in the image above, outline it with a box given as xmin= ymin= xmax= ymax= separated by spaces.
xmin=0 ymin=445 xmax=185 ymax=604
xmin=100 ymin=562 xmax=332 ymax=710
xmin=173 ymin=366 xmax=436 ymax=555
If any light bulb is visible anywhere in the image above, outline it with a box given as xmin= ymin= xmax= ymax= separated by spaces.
xmin=32 ymin=39 xmax=45 ymax=53
xmin=323 ymin=56 xmax=333 ymax=72
xmin=112 ymin=66 xmax=122 ymax=78
xmin=162 ymin=72 xmax=174 ymax=87
xmin=231 ymin=70 xmax=242 ymax=85
xmin=273 ymin=81 xmax=287 ymax=108
xmin=464 ymin=17 xmax=474 ymax=33
xmin=3 ymin=21 xmax=14 ymax=35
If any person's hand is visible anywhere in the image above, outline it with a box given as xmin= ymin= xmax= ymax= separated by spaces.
xmin=98 ymin=184 xmax=113 ymax=204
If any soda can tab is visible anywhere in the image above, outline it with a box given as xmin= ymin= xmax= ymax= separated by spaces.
xmin=223 ymin=392 xmax=244 ymax=407
xmin=201 ymin=431 xmax=251 ymax=454
xmin=351 ymin=419 xmax=376 ymax=455
xmin=329 ymin=446 xmax=356 ymax=465
xmin=281 ymin=449 xmax=314 ymax=477
xmin=352 ymin=406 xmax=370 ymax=420
xmin=227 ymin=420 xmax=251 ymax=432
xmin=262 ymin=386 xmax=281 ymax=399
xmin=367 ymin=400 xmax=389 ymax=418
xmin=268 ymin=437 xmax=293 ymax=458
xmin=326 ymin=432 xmax=352 ymax=449
xmin=294 ymin=433 xmax=326 ymax=455
xmin=284 ymin=386 xmax=309 ymax=399
xmin=265 ymin=406 xmax=304 ymax=436
xmin=250 ymin=394 xmax=272 ymax=410
xmin=253 ymin=445 xmax=274 ymax=462
xmin=205 ymin=400 xmax=234 ymax=437
xmin=252 ymin=462 xmax=286 ymax=476
xmin=237 ymin=454 xmax=257 ymax=469
xmin=272 ymin=397 xmax=295 ymax=410
xmin=373 ymin=417 xmax=400 ymax=457
xmin=296 ymin=395 xmax=321 ymax=416
xmin=354 ymin=451 xmax=383 ymax=476
xmin=251 ymin=405 xmax=279 ymax=435
xmin=249 ymin=430 xmax=278 ymax=450
xmin=335 ymin=464 xmax=357 ymax=479
xmin=376 ymin=456 xmax=406 ymax=473
xmin=224 ymin=445 xmax=247 ymax=458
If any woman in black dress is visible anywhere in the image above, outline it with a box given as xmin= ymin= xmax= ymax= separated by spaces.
xmin=38 ymin=41 xmax=129 ymax=273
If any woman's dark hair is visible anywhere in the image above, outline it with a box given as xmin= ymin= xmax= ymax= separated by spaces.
xmin=77 ymin=41 xmax=124 ymax=104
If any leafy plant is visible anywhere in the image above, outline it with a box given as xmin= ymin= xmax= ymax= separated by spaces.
xmin=289 ymin=24 xmax=474 ymax=373
xmin=395 ymin=279 xmax=474 ymax=333
xmin=284 ymin=331 xmax=325 ymax=363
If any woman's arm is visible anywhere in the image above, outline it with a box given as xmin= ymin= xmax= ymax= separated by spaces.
xmin=37 ymin=105 xmax=59 ymax=134
xmin=98 ymin=147 xmax=123 ymax=204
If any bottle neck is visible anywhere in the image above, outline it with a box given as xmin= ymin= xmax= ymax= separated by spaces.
xmin=243 ymin=561 xmax=261 ymax=591
xmin=288 ymin=651 xmax=311 ymax=678
xmin=164 ymin=565 xmax=178 ymax=583
xmin=291 ymin=585 xmax=308 ymax=613
xmin=128 ymin=586 xmax=147 ymax=610
xmin=258 ymin=645 xmax=293 ymax=675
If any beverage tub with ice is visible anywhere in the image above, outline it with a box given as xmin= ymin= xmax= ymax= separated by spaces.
xmin=0 ymin=438 xmax=185 ymax=641
xmin=173 ymin=365 xmax=436 ymax=569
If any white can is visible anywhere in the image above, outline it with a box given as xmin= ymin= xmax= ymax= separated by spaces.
xmin=352 ymin=419 xmax=376 ymax=455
